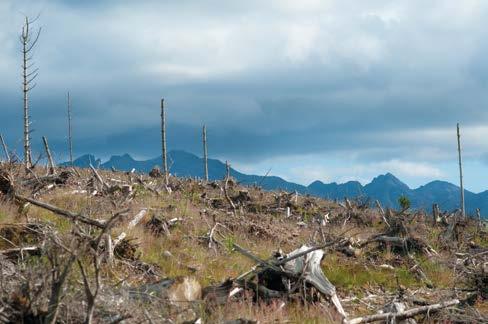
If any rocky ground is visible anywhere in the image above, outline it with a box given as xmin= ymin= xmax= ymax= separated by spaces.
xmin=0 ymin=162 xmax=486 ymax=323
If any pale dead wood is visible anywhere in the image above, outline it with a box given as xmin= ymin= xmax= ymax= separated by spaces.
xmin=20 ymin=15 xmax=41 ymax=168
xmin=42 ymin=136 xmax=56 ymax=175
xmin=89 ymin=163 xmax=108 ymax=190
xmin=283 ymin=245 xmax=347 ymax=318
xmin=375 ymin=200 xmax=390 ymax=228
xmin=113 ymin=209 xmax=148 ymax=247
xmin=345 ymin=299 xmax=459 ymax=324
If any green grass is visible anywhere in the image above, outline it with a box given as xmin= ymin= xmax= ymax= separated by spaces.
xmin=323 ymin=254 xmax=417 ymax=291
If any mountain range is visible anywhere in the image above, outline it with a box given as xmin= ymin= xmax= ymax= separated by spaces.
xmin=62 ymin=150 xmax=487 ymax=217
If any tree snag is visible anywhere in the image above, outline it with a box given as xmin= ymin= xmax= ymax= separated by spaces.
xmin=20 ymin=15 xmax=41 ymax=168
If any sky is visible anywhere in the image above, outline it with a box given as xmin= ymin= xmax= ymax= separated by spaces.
xmin=1 ymin=0 xmax=488 ymax=192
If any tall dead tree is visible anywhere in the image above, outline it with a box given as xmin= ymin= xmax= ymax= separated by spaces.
xmin=160 ymin=98 xmax=168 ymax=185
xmin=203 ymin=125 xmax=209 ymax=181
xmin=20 ymin=16 xmax=41 ymax=168
xmin=0 ymin=134 xmax=10 ymax=163
xmin=67 ymin=91 xmax=73 ymax=166
xmin=457 ymin=123 xmax=466 ymax=218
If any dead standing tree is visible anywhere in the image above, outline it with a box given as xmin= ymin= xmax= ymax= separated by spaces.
xmin=203 ymin=125 xmax=209 ymax=181
xmin=20 ymin=16 xmax=41 ymax=168
xmin=457 ymin=123 xmax=466 ymax=218
xmin=67 ymin=91 xmax=73 ymax=166
xmin=161 ymin=98 xmax=169 ymax=185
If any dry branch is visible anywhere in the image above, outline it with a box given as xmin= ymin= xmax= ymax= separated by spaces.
xmin=346 ymin=299 xmax=459 ymax=324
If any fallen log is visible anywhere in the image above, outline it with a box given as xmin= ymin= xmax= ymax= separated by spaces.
xmin=15 ymin=194 xmax=106 ymax=229
xmin=346 ymin=299 xmax=459 ymax=324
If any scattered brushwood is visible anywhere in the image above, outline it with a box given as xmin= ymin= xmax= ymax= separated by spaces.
xmin=330 ymin=198 xmax=377 ymax=228
xmin=21 ymin=170 xmax=73 ymax=193
xmin=0 ymin=162 xmax=487 ymax=322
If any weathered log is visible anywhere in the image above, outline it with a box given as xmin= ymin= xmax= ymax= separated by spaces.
xmin=346 ymin=299 xmax=459 ymax=324
xmin=15 ymin=194 xmax=106 ymax=229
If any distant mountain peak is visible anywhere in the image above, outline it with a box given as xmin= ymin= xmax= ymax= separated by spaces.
xmin=108 ymin=153 xmax=135 ymax=162
xmin=371 ymin=173 xmax=406 ymax=186
xmin=63 ymin=150 xmax=486 ymax=217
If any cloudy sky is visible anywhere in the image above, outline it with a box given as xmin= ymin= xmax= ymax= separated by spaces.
xmin=1 ymin=0 xmax=488 ymax=191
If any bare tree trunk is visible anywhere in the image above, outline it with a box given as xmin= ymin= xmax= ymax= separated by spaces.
xmin=477 ymin=208 xmax=482 ymax=232
xmin=20 ymin=16 xmax=41 ymax=168
xmin=67 ymin=91 xmax=73 ymax=166
xmin=42 ymin=136 xmax=56 ymax=175
xmin=161 ymin=98 xmax=168 ymax=185
xmin=457 ymin=123 xmax=465 ymax=219
xmin=203 ymin=125 xmax=209 ymax=181
xmin=0 ymin=134 xmax=10 ymax=163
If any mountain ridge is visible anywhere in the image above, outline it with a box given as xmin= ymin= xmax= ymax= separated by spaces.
xmin=62 ymin=150 xmax=487 ymax=217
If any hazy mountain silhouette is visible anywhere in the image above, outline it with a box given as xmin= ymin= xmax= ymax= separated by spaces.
xmin=63 ymin=150 xmax=487 ymax=217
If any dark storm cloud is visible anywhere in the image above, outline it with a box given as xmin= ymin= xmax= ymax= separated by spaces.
xmin=1 ymin=0 xmax=488 ymax=167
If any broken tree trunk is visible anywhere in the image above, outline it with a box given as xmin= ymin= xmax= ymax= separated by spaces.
xmin=42 ymin=136 xmax=56 ymax=175
xmin=89 ymin=164 xmax=109 ymax=190
xmin=346 ymin=299 xmax=459 ymax=324
xmin=283 ymin=245 xmax=347 ymax=318
xmin=224 ymin=161 xmax=236 ymax=215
